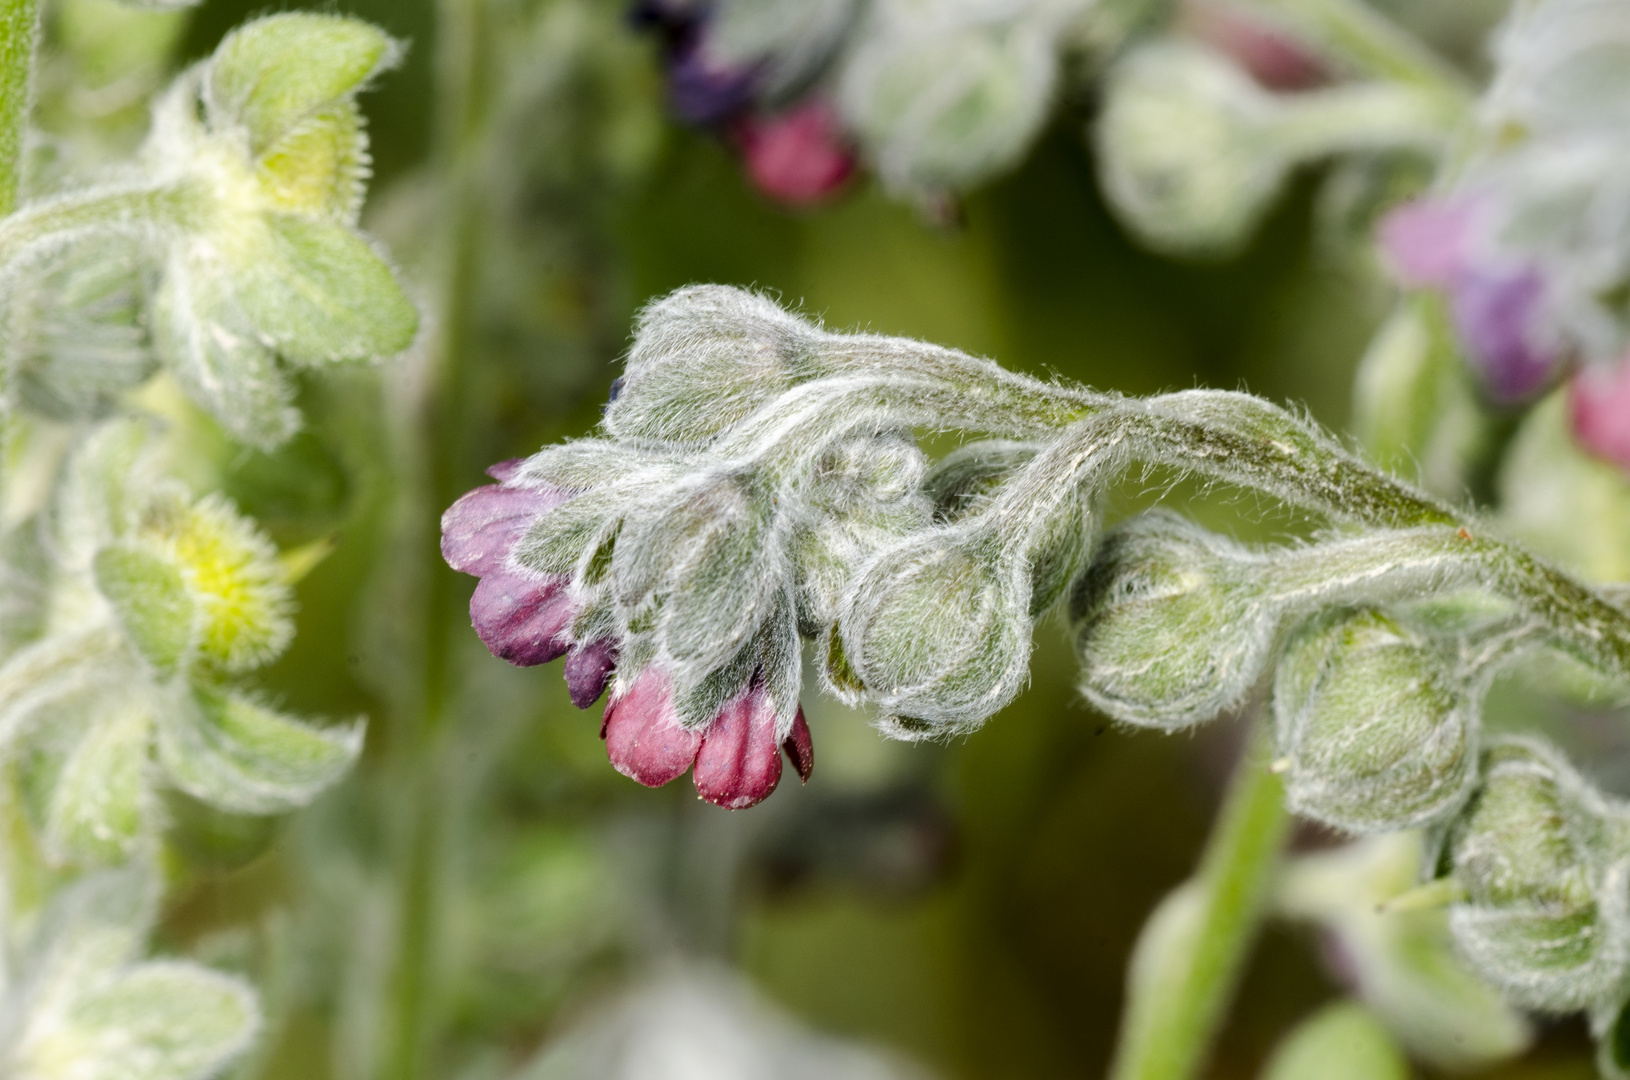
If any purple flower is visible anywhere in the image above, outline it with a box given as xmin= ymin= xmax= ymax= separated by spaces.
xmin=603 ymin=667 xmax=814 ymax=807
xmin=667 ymin=31 xmax=759 ymax=126
xmin=1379 ymin=198 xmax=1565 ymax=403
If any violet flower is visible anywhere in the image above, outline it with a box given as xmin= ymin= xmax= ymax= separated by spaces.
xmin=666 ymin=29 xmax=760 ymax=126
xmin=1380 ymin=198 xmax=1565 ymax=404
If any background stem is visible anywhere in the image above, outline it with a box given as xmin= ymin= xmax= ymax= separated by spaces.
xmin=1109 ymin=720 xmax=1291 ymax=1080
xmin=0 ymin=0 xmax=38 ymax=216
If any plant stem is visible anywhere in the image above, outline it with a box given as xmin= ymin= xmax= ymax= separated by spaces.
xmin=377 ymin=0 xmax=492 ymax=1076
xmin=0 ymin=0 xmax=38 ymax=217
xmin=1109 ymin=720 xmax=1291 ymax=1080
xmin=1251 ymin=0 xmax=1472 ymax=107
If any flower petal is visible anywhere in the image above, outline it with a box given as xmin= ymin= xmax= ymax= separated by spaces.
xmin=1452 ymin=266 xmax=1562 ymax=402
xmin=694 ymin=686 xmax=783 ymax=809
xmin=469 ymin=568 xmax=573 ymax=666
xmin=441 ymin=483 xmax=566 ymax=576
xmin=603 ymin=670 xmax=701 ymax=787
xmin=565 ymin=638 xmax=618 ymax=709
xmin=1569 ymin=356 xmax=1630 ymax=469
xmin=486 ymin=458 xmax=525 ymax=483
xmin=1378 ymin=200 xmax=1479 ymax=288
xmin=734 ymin=101 xmax=855 ymax=206
xmin=782 ymin=706 xmax=814 ymax=783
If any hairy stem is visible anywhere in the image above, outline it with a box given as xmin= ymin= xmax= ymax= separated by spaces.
xmin=1251 ymin=0 xmax=1472 ymax=106
xmin=0 ymin=182 xmax=199 ymax=271
xmin=0 ymin=0 xmax=37 ymax=217
xmin=1109 ymin=721 xmax=1291 ymax=1080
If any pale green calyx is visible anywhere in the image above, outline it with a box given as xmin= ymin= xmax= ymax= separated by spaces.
xmin=1274 ymin=607 xmax=1478 ymax=833
xmin=1095 ymin=41 xmax=1458 ymax=258
xmin=0 ymin=13 xmax=417 ymax=448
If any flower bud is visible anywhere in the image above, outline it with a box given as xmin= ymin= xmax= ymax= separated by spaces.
xmin=1095 ymin=42 xmax=1281 ymax=257
xmin=836 ymin=531 xmax=1030 ymax=734
xmin=1274 ymin=608 xmax=1476 ymax=833
xmin=1445 ymin=738 xmax=1630 ymax=1011
xmin=837 ymin=12 xmax=1059 ymax=195
xmin=602 ymin=285 xmax=822 ymax=447
xmin=1072 ymin=512 xmax=1272 ymax=730
xmin=731 ymin=100 xmax=856 ymax=206
xmin=1569 ymin=355 xmax=1630 ymax=472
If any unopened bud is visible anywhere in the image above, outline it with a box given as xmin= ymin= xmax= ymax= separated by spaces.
xmin=836 ymin=532 xmax=1030 ymax=734
xmin=602 ymin=286 xmax=821 ymax=447
xmin=1445 ymin=738 xmax=1630 ymax=1011
xmin=1274 ymin=608 xmax=1476 ymax=833
xmin=1073 ymin=512 xmax=1272 ymax=729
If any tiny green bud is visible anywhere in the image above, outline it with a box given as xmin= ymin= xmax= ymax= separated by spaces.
xmin=1260 ymin=1002 xmax=1409 ymax=1080
xmin=1275 ymin=608 xmax=1476 ymax=833
xmin=836 ymin=531 xmax=1030 ymax=734
xmin=1445 ymin=738 xmax=1630 ymax=1011
xmin=838 ymin=12 xmax=1060 ymax=196
xmin=1072 ymin=512 xmax=1273 ymax=730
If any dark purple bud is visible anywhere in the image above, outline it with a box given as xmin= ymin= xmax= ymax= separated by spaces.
xmin=565 ymin=638 xmax=618 ymax=709
xmin=694 ymin=684 xmax=784 ymax=809
xmin=470 ymin=568 xmax=574 ymax=666
xmin=783 ymin=706 xmax=814 ymax=783
xmin=486 ymin=458 xmax=525 ymax=483
xmin=603 ymin=668 xmax=702 ymax=787
xmin=1569 ymin=356 xmax=1630 ymax=470
xmin=441 ymin=482 xmax=566 ymax=576
xmin=667 ymin=34 xmax=758 ymax=126
xmin=1378 ymin=199 xmax=1478 ymax=288
xmin=1451 ymin=266 xmax=1562 ymax=403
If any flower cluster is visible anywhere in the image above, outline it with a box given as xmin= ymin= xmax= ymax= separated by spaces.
xmin=1376 ymin=0 xmax=1630 ymax=466
xmin=630 ymin=0 xmax=1108 ymax=208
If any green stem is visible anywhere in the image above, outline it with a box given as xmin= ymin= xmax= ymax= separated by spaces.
xmin=377 ymin=0 xmax=492 ymax=1076
xmin=1250 ymin=0 xmax=1472 ymax=106
xmin=0 ymin=0 xmax=38 ymax=217
xmin=1109 ymin=721 xmax=1292 ymax=1080
xmin=1272 ymin=81 xmax=1461 ymax=161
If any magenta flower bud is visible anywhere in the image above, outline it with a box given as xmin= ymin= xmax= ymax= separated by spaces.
xmin=694 ymin=683 xmax=784 ymax=809
xmin=603 ymin=668 xmax=703 ymax=787
xmin=1185 ymin=1 xmax=1328 ymax=91
xmin=565 ymin=638 xmax=618 ymax=709
xmin=1378 ymin=199 xmax=1478 ymax=288
xmin=1451 ymin=266 xmax=1562 ymax=403
xmin=469 ymin=568 xmax=574 ymax=666
xmin=733 ymin=100 xmax=855 ymax=206
xmin=440 ymin=482 xmax=568 ymax=576
xmin=783 ymin=706 xmax=814 ymax=783
xmin=485 ymin=457 xmax=525 ymax=483
xmin=1568 ymin=356 xmax=1630 ymax=469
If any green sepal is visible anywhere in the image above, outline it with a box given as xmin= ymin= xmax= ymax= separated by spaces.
xmin=205 ymin=13 xmax=397 ymax=159
xmin=227 ymin=214 xmax=417 ymax=366
xmin=1259 ymin=1002 xmax=1409 ymax=1080
xmin=156 ymin=685 xmax=363 ymax=815
xmin=151 ymin=254 xmax=300 ymax=451
xmin=253 ymin=102 xmax=368 ymax=221
xmin=93 ymin=543 xmax=194 ymax=676
xmin=45 ymin=699 xmax=155 ymax=865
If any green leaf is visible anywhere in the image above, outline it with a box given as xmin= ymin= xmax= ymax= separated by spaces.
xmin=52 ymin=418 xmax=154 ymax=563
xmin=93 ymin=544 xmax=194 ymax=676
xmin=45 ymin=698 xmax=154 ymax=864
xmin=228 ymin=215 xmax=417 ymax=366
xmin=19 ymin=960 xmax=258 ymax=1080
xmin=1260 ymin=1002 xmax=1409 ymax=1080
xmin=152 ymin=254 xmax=300 ymax=451
xmin=205 ymin=13 xmax=397 ymax=158
xmin=156 ymin=686 xmax=362 ymax=814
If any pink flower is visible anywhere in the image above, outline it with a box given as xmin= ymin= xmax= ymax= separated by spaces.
xmin=602 ymin=668 xmax=815 ymax=808
xmin=1379 ymin=198 xmax=1565 ymax=403
xmin=1569 ymin=355 xmax=1630 ymax=469
xmin=732 ymin=101 xmax=855 ymax=206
